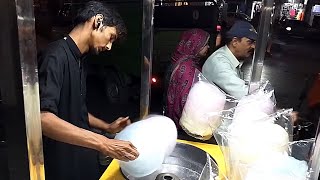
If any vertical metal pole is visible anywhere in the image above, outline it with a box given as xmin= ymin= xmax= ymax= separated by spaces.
xmin=16 ymin=0 xmax=45 ymax=177
xmin=140 ymin=0 xmax=154 ymax=118
xmin=249 ymin=0 xmax=274 ymax=91
xmin=308 ymin=117 xmax=320 ymax=180
xmin=0 ymin=0 xmax=45 ymax=179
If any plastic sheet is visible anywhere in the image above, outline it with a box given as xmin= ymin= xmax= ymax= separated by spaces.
xmin=307 ymin=121 xmax=320 ymax=180
xmin=199 ymin=153 xmax=221 ymax=180
xmin=115 ymin=115 xmax=177 ymax=178
xmin=289 ymin=138 xmax=314 ymax=162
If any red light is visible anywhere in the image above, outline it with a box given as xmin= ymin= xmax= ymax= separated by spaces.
xmin=152 ymin=77 xmax=157 ymax=83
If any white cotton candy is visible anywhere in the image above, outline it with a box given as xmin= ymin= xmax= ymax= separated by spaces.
xmin=233 ymin=91 xmax=275 ymax=124
xmin=115 ymin=115 xmax=177 ymax=178
xmin=245 ymin=152 xmax=308 ymax=180
xmin=180 ymin=81 xmax=226 ymax=140
xmin=229 ymin=122 xmax=289 ymax=165
xmin=233 ymin=110 xmax=269 ymax=125
xmin=228 ymin=122 xmax=289 ymax=179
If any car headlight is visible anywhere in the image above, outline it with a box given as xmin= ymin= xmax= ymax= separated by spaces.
xmin=286 ymin=27 xmax=292 ymax=31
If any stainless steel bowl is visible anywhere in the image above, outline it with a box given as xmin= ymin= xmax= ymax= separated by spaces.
xmin=121 ymin=142 xmax=218 ymax=180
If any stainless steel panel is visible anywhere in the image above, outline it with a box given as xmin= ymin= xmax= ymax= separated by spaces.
xmin=140 ymin=0 xmax=155 ymax=118
xmin=249 ymin=0 xmax=274 ymax=90
xmin=0 ymin=0 xmax=45 ymax=179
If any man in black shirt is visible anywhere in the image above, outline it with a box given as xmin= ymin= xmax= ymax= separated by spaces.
xmin=38 ymin=1 xmax=139 ymax=179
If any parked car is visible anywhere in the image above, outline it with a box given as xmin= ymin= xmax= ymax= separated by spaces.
xmin=279 ymin=19 xmax=320 ymax=40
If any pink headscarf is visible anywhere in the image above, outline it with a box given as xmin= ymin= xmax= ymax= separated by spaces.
xmin=166 ymin=29 xmax=210 ymax=128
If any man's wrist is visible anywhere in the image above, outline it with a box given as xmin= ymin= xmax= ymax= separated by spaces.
xmin=96 ymin=135 xmax=106 ymax=152
xmin=102 ymin=123 xmax=111 ymax=133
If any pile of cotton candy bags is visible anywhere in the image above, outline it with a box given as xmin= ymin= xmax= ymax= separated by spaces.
xmin=115 ymin=115 xmax=177 ymax=178
xmin=214 ymin=81 xmax=309 ymax=180
xmin=180 ymin=72 xmax=227 ymax=140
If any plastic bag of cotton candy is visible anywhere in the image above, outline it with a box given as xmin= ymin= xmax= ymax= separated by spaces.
xmin=214 ymin=81 xmax=278 ymax=144
xmin=232 ymin=81 xmax=277 ymax=125
xmin=114 ymin=115 xmax=177 ymax=179
xmin=179 ymin=69 xmax=237 ymax=141
xmin=239 ymin=139 xmax=315 ymax=180
xmin=213 ymin=109 xmax=295 ymax=180
xmin=242 ymin=138 xmax=315 ymax=180
xmin=239 ymin=151 xmax=309 ymax=180
xmin=228 ymin=121 xmax=290 ymax=180
xmin=213 ymin=81 xmax=278 ymax=156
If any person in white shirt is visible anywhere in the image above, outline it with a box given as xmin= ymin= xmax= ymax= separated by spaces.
xmin=202 ymin=21 xmax=257 ymax=99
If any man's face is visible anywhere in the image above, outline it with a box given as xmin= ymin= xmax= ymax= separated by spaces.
xmin=90 ymin=26 xmax=117 ymax=55
xmin=234 ymin=37 xmax=256 ymax=59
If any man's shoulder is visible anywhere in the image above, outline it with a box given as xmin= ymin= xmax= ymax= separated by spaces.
xmin=38 ymin=39 xmax=68 ymax=63
xmin=208 ymin=47 xmax=230 ymax=61
xmin=204 ymin=49 xmax=231 ymax=68
xmin=45 ymin=39 xmax=68 ymax=55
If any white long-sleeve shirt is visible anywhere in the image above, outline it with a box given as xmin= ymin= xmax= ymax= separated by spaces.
xmin=202 ymin=45 xmax=248 ymax=99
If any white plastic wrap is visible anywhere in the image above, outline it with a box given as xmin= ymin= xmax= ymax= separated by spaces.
xmin=180 ymin=70 xmax=233 ymax=140
xmin=308 ymin=134 xmax=320 ymax=180
xmin=115 ymin=115 xmax=177 ymax=178
xmin=199 ymin=153 xmax=221 ymax=180
xmin=292 ymin=139 xmax=314 ymax=158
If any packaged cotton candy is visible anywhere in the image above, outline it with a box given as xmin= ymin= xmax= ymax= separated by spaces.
xmin=233 ymin=81 xmax=276 ymax=124
xmin=229 ymin=122 xmax=289 ymax=164
xmin=180 ymin=70 xmax=227 ymax=140
xmin=115 ymin=115 xmax=177 ymax=178
xmin=244 ymin=152 xmax=308 ymax=180
xmin=228 ymin=122 xmax=289 ymax=179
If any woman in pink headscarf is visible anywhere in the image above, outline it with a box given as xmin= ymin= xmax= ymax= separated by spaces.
xmin=165 ymin=29 xmax=210 ymax=129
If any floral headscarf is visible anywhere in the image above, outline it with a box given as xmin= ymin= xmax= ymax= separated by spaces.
xmin=166 ymin=29 xmax=210 ymax=128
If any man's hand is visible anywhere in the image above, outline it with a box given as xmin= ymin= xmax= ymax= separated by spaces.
xmin=97 ymin=134 xmax=139 ymax=161
xmin=107 ymin=116 xmax=131 ymax=134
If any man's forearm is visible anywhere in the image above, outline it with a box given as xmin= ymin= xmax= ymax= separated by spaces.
xmin=41 ymin=112 xmax=103 ymax=151
xmin=88 ymin=113 xmax=110 ymax=131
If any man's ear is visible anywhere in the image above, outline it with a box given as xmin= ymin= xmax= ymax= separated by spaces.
xmin=231 ymin=37 xmax=238 ymax=47
xmin=94 ymin=14 xmax=104 ymax=30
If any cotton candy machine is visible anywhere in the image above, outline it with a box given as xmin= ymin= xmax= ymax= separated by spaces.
xmin=121 ymin=142 xmax=218 ymax=180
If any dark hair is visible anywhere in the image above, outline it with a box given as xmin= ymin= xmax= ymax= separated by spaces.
xmin=226 ymin=37 xmax=241 ymax=46
xmin=74 ymin=1 xmax=127 ymax=41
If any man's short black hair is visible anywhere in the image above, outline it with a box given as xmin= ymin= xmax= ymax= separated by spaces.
xmin=226 ymin=37 xmax=242 ymax=46
xmin=74 ymin=1 xmax=127 ymax=41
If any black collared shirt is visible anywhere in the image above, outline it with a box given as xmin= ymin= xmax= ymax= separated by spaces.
xmin=38 ymin=35 xmax=99 ymax=180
